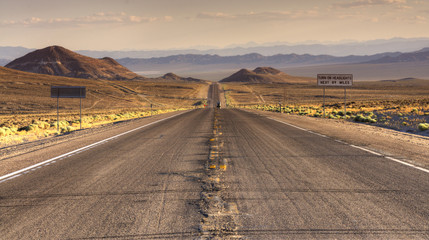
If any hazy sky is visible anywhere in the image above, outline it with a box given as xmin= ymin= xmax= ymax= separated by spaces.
xmin=1 ymin=0 xmax=428 ymax=50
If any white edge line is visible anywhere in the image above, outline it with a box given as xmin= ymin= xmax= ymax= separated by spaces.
xmin=349 ymin=145 xmax=383 ymax=156
xmin=385 ymin=156 xmax=429 ymax=174
xmin=267 ymin=116 xmax=429 ymax=174
xmin=267 ymin=117 xmax=307 ymax=131
xmin=0 ymin=110 xmax=190 ymax=182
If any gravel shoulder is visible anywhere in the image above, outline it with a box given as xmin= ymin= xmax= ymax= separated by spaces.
xmin=243 ymin=109 xmax=429 ymax=169
xmin=0 ymin=110 xmax=192 ymax=177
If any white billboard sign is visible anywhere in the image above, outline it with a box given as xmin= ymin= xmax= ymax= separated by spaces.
xmin=317 ymin=74 xmax=353 ymax=87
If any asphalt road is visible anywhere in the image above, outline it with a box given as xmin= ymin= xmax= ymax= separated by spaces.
xmin=0 ymin=109 xmax=212 ymax=239
xmin=207 ymin=83 xmax=220 ymax=108
xmin=220 ymin=109 xmax=429 ymax=239
xmin=1 ymin=83 xmax=428 ymax=239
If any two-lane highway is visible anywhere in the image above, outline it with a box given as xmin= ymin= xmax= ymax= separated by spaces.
xmin=207 ymin=82 xmax=220 ymax=108
xmin=1 ymin=83 xmax=428 ymax=239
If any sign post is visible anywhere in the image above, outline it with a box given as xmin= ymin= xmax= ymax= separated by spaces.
xmin=80 ymin=88 xmax=83 ymax=129
xmin=344 ymin=87 xmax=347 ymax=115
xmin=317 ymin=74 xmax=353 ymax=117
xmin=282 ymin=87 xmax=286 ymax=114
xmin=51 ymin=86 xmax=86 ymax=132
xmin=323 ymin=87 xmax=326 ymax=118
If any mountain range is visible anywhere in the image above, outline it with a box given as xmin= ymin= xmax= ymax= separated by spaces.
xmin=365 ymin=47 xmax=429 ymax=64
xmin=55 ymin=38 xmax=429 ymax=58
xmin=1 ymin=38 xmax=429 ymax=62
xmin=114 ymin=48 xmax=429 ymax=78
xmin=116 ymin=51 xmax=403 ymax=68
xmin=2 ymin=41 xmax=429 ymax=81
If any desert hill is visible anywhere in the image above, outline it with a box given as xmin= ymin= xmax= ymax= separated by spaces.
xmin=5 ymin=46 xmax=142 ymax=80
xmin=0 ymin=66 xmax=208 ymax=115
xmin=158 ymin=72 xmax=207 ymax=83
xmin=219 ymin=67 xmax=312 ymax=84
xmin=220 ymin=68 xmax=269 ymax=83
xmin=253 ymin=67 xmax=282 ymax=75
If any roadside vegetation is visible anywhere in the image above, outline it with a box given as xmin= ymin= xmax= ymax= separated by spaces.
xmin=0 ymin=107 xmax=196 ymax=147
xmin=239 ymin=101 xmax=429 ymax=134
xmin=221 ymin=80 xmax=429 ymax=135
xmin=0 ymin=67 xmax=209 ymax=146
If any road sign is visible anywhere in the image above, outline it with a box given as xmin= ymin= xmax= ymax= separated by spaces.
xmin=51 ymin=86 xmax=86 ymax=131
xmin=317 ymin=74 xmax=353 ymax=87
xmin=317 ymin=74 xmax=353 ymax=118
xmin=51 ymin=86 xmax=86 ymax=98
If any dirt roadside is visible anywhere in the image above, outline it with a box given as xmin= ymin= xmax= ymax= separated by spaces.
xmin=243 ymin=109 xmax=429 ymax=169
xmin=0 ymin=110 xmax=192 ymax=177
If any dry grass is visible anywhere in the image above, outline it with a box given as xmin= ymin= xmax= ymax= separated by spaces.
xmin=221 ymin=79 xmax=429 ymax=106
xmin=0 ymin=67 xmax=209 ymax=114
xmin=221 ymin=79 xmax=429 ymax=134
xmin=0 ymin=108 xmax=190 ymax=147
xmin=0 ymin=67 xmax=209 ymax=145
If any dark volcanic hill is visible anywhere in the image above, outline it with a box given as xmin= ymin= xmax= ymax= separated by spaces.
xmin=219 ymin=67 xmax=312 ymax=84
xmin=5 ymin=46 xmax=142 ymax=80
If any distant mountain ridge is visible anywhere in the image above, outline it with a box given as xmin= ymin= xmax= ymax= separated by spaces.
xmin=79 ymin=38 xmax=429 ymax=58
xmin=0 ymin=59 xmax=9 ymax=66
xmin=2 ymin=38 xmax=429 ymax=61
xmin=365 ymin=49 xmax=429 ymax=63
xmin=115 ymin=48 xmax=429 ymax=78
xmin=3 ymin=43 xmax=429 ymax=82
xmin=5 ymin=46 xmax=142 ymax=80
xmin=117 ymin=52 xmax=402 ymax=68
xmin=0 ymin=46 xmax=35 ymax=60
